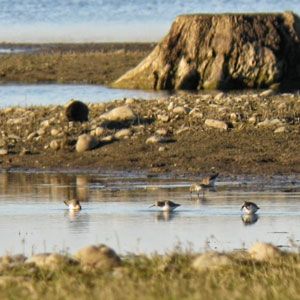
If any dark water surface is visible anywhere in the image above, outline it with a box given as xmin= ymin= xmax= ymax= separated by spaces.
xmin=0 ymin=172 xmax=300 ymax=256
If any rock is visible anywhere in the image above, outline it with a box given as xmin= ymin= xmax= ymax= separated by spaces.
xmin=192 ymin=252 xmax=234 ymax=271
xmin=27 ymin=131 xmax=38 ymax=141
xmin=113 ymin=12 xmax=300 ymax=90
xmin=7 ymin=118 xmax=24 ymax=125
xmin=157 ymin=114 xmax=169 ymax=122
xmin=168 ymin=102 xmax=174 ymax=111
xmin=205 ymin=119 xmax=228 ymax=130
xmin=274 ymin=126 xmax=287 ymax=133
xmin=125 ymin=98 xmax=135 ymax=104
xmin=248 ymin=242 xmax=283 ymax=261
xmin=146 ymin=135 xmax=166 ymax=144
xmin=76 ymin=134 xmax=99 ymax=152
xmin=50 ymin=140 xmax=60 ymax=151
xmin=95 ymin=127 xmax=105 ymax=137
xmin=114 ymin=129 xmax=132 ymax=139
xmin=214 ymin=92 xmax=225 ymax=101
xmin=99 ymin=106 xmax=135 ymax=122
xmin=260 ymin=89 xmax=277 ymax=97
xmin=248 ymin=116 xmax=257 ymax=124
xmin=73 ymin=244 xmax=121 ymax=270
xmin=175 ymin=127 xmax=190 ymax=135
xmin=101 ymin=135 xmax=114 ymax=143
xmin=51 ymin=128 xmax=60 ymax=137
xmin=65 ymin=100 xmax=89 ymax=122
xmin=26 ymin=253 xmax=77 ymax=270
xmin=19 ymin=148 xmax=31 ymax=156
xmin=173 ymin=106 xmax=188 ymax=115
xmin=158 ymin=146 xmax=166 ymax=152
xmin=155 ymin=128 xmax=168 ymax=136
xmin=277 ymin=102 xmax=287 ymax=110
xmin=0 ymin=149 xmax=8 ymax=155
xmin=37 ymin=128 xmax=46 ymax=136
xmin=40 ymin=120 xmax=52 ymax=127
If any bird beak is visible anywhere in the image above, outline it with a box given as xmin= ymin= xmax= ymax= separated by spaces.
xmin=149 ymin=204 xmax=155 ymax=208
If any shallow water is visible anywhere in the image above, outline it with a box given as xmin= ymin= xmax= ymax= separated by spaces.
xmin=0 ymin=172 xmax=300 ymax=256
xmin=0 ymin=84 xmax=170 ymax=108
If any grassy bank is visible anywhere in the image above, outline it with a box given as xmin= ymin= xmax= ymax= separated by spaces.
xmin=1 ymin=250 xmax=299 ymax=300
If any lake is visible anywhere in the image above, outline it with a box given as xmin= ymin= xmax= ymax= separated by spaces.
xmin=0 ymin=171 xmax=299 ymax=256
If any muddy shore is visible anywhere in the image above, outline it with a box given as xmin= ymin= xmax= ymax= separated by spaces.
xmin=1 ymin=43 xmax=300 ymax=177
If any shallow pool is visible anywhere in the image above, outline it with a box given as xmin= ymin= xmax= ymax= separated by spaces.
xmin=0 ymin=172 xmax=299 ymax=256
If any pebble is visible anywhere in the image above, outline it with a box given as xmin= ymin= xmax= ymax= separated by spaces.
xmin=101 ymin=135 xmax=114 ymax=142
xmin=274 ymin=126 xmax=286 ymax=133
xmin=157 ymin=114 xmax=169 ymax=122
xmin=125 ymin=98 xmax=135 ymax=105
xmin=260 ymin=89 xmax=276 ymax=97
xmin=158 ymin=146 xmax=166 ymax=152
xmin=146 ymin=135 xmax=166 ymax=144
xmin=155 ymin=128 xmax=168 ymax=136
xmin=51 ymin=129 xmax=60 ymax=137
xmin=114 ymin=129 xmax=132 ymax=139
xmin=214 ymin=92 xmax=225 ymax=101
xmin=0 ymin=149 xmax=8 ymax=155
xmin=95 ymin=127 xmax=105 ymax=137
xmin=50 ymin=140 xmax=60 ymax=151
xmin=257 ymin=119 xmax=283 ymax=127
xmin=248 ymin=116 xmax=257 ymax=124
xmin=204 ymin=119 xmax=228 ymax=130
xmin=173 ymin=106 xmax=188 ymax=115
xmin=27 ymin=131 xmax=38 ymax=141
xmin=175 ymin=127 xmax=190 ymax=135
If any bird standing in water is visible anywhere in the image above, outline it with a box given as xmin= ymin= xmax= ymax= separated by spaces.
xmin=150 ymin=200 xmax=180 ymax=212
xmin=241 ymin=201 xmax=259 ymax=215
xmin=64 ymin=199 xmax=82 ymax=211
xmin=190 ymin=173 xmax=219 ymax=198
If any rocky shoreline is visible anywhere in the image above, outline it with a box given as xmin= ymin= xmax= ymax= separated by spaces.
xmin=1 ymin=89 xmax=300 ymax=176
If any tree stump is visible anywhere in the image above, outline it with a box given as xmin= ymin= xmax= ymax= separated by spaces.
xmin=113 ymin=12 xmax=300 ymax=90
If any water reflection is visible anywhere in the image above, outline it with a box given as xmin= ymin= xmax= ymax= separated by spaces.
xmin=0 ymin=172 xmax=300 ymax=255
xmin=155 ymin=211 xmax=178 ymax=222
xmin=241 ymin=214 xmax=259 ymax=226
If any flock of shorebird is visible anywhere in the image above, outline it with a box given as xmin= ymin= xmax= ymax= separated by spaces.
xmin=64 ymin=172 xmax=260 ymax=216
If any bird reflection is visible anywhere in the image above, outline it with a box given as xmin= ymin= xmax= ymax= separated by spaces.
xmin=241 ymin=214 xmax=259 ymax=225
xmin=65 ymin=209 xmax=81 ymax=221
xmin=155 ymin=211 xmax=177 ymax=221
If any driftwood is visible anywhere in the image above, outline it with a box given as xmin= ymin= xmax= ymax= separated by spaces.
xmin=113 ymin=12 xmax=300 ymax=90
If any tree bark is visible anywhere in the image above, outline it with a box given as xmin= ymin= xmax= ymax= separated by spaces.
xmin=112 ymin=12 xmax=300 ymax=90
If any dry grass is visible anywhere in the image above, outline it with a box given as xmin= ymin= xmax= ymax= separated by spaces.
xmin=0 ymin=251 xmax=299 ymax=300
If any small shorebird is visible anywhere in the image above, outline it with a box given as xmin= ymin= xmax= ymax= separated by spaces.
xmin=64 ymin=199 xmax=82 ymax=211
xmin=190 ymin=173 xmax=219 ymax=198
xmin=241 ymin=201 xmax=259 ymax=215
xmin=150 ymin=200 xmax=180 ymax=212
